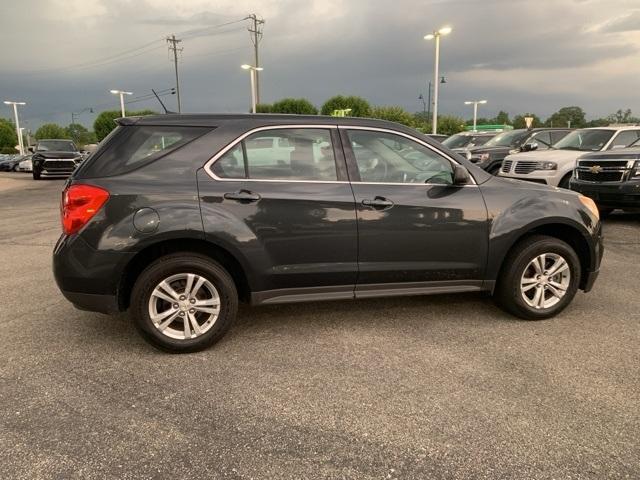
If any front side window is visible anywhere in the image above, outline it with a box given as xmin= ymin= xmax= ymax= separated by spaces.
xmin=529 ymin=131 xmax=552 ymax=149
xmin=347 ymin=130 xmax=454 ymax=184
xmin=212 ymin=128 xmax=337 ymax=181
xmin=608 ymin=130 xmax=640 ymax=150
xmin=554 ymin=129 xmax=614 ymax=152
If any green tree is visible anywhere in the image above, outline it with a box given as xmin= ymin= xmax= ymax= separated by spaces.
xmin=255 ymin=103 xmax=272 ymax=113
xmin=436 ymin=115 xmax=466 ymax=136
xmin=320 ymin=95 xmax=371 ymax=117
xmin=270 ymin=98 xmax=318 ymax=115
xmin=606 ymin=109 xmax=639 ymax=124
xmin=512 ymin=113 xmax=543 ymax=129
xmin=65 ymin=123 xmax=96 ymax=147
xmin=369 ymin=106 xmax=415 ymax=127
xmin=35 ymin=123 xmax=69 ymax=140
xmin=0 ymin=118 xmax=18 ymax=153
xmin=492 ymin=110 xmax=511 ymax=125
xmin=465 ymin=117 xmax=491 ymax=127
xmin=545 ymin=106 xmax=586 ymax=128
xmin=93 ymin=109 xmax=157 ymax=141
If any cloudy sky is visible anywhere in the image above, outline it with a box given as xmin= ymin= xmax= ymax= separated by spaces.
xmin=1 ymin=0 xmax=639 ymax=130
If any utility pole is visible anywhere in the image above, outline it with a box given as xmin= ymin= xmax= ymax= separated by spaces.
xmin=4 ymin=100 xmax=26 ymax=155
xmin=167 ymin=34 xmax=183 ymax=113
xmin=246 ymin=14 xmax=264 ymax=104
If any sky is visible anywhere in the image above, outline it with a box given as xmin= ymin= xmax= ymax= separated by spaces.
xmin=1 ymin=0 xmax=639 ymax=130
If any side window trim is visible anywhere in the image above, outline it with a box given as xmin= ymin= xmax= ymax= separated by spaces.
xmin=204 ymin=124 xmax=350 ymax=184
xmin=338 ymin=126 xmax=477 ymax=186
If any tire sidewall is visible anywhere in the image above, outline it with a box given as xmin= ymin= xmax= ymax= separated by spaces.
xmin=503 ymin=238 xmax=581 ymax=319
xmin=131 ymin=255 xmax=238 ymax=353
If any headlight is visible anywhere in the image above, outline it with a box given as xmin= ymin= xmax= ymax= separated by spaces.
xmin=579 ymin=195 xmax=599 ymax=220
xmin=633 ymin=160 xmax=640 ymax=177
xmin=508 ymin=149 xmax=520 ymax=155
xmin=537 ymin=161 xmax=557 ymax=171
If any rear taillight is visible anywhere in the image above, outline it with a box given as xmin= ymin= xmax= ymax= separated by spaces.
xmin=61 ymin=184 xmax=110 ymax=235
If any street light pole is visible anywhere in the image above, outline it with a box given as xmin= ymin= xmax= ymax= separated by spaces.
xmin=109 ymin=90 xmax=133 ymax=117
xmin=464 ymin=100 xmax=487 ymax=132
xmin=424 ymin=26 xmax=452 ymax=135
xmin=241 ymin=64 xmax=264 ymax=113
xmin=4 ymin=100 xmax=26 ymax=155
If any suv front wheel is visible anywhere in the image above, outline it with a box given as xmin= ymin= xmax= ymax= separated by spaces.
xmin=131 ymin=253 xmax=238 ymax=353
xmin=495 ymin=235 xmax=581 ymax=319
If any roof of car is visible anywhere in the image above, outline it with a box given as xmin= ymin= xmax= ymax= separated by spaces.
xmin=581 ymin=125 xmax=640 ymax=131
xmin=119 ymin=113 xmax=415 ymax=130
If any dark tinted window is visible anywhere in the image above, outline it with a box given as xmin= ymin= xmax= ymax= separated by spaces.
xmin=212 ymin=128 xmax=338 ymax=181
xmin=550 ymin=130 xmax=569 ymax=144
xmin=36 ymin=140 xmax=77 ymax=152
xmin=79 ymin=125 xmax=210 ymax=177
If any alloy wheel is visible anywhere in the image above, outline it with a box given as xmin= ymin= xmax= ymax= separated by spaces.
xmin=520 ymin=253 xmax=571 ymax=310
xmin=148 ymin=273 xmax=221 ymax=340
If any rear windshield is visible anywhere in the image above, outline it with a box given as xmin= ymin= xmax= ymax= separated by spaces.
xmin=77 ymin=125 xmax=211 ymax=177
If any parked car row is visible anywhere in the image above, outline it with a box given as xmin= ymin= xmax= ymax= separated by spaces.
xmin=495 ymin=126 xmax=640 ymax=213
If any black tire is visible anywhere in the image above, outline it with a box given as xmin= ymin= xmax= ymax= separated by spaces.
xmin=494 ymin=235 xmax=581 ymax=320
xmin=12 ymin=164 xmax=19 ymax=172
xmin=131 ymin=253 xmax=238 ymax=353
xmin=558 ymin=173 xmax=572 ymax=189
xmin=32 ymin=170 xmax=41 ymax=180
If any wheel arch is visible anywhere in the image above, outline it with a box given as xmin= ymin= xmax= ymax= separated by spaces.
xmin=117 ymin=238 xmax=252 ymax=311
xmin=490 ymin=220 xmax=595 ymax=292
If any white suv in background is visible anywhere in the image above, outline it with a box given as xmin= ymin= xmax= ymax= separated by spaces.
xmin=498 ymin=126 xmax=640 ymax=188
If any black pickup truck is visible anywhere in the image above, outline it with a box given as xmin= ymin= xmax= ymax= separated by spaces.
xmin=570 ymin=139 xmax=640 ymax=215
xmin=31 ymin=139 xmax=83 ymax=180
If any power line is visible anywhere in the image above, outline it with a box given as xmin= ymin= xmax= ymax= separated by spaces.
xmin=167 ymin=35 xmax=183 ymax=113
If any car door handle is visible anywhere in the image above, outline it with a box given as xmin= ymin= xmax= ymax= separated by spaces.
xmin=223 ymin=190 xmax=261 ymax=203
xmin=362 ymin=196 xmax=394 ymax=209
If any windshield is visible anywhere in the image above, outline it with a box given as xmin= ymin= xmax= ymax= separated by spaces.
xmin=483 ymin=130 xmax=529 ymax=148
xmin=443 ymin=134 xmax=492 ymax=149
xmin=628 ymin=137 xmax=640 ymax=148
xmin=36 ymin=140 xmax=77 ymax=152
xmin=553 ymin=129 xmax=614 ymax=152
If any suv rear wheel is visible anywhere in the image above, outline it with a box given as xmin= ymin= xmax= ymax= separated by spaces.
xmin=131 ymin=253 xmax=238 ymax=353
xmin=495 ymin=235 xmax=581 ymax=320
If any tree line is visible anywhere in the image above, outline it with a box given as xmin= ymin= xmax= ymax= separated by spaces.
xmin=1 ymin=100 xmax=637 ymax=154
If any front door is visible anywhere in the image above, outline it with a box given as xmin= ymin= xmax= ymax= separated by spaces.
xmin=340 ymin=127 xmax=488 ymax=292
xmin=198 ymin=126 xmax=358 ymax=298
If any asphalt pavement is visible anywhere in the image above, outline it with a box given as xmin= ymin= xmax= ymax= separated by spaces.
xmin=0 ymin=172 xmax=638 ymax=479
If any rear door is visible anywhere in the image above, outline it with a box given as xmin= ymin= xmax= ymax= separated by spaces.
xmin=197 ymin=125 xmax=358 ymax=299
xmin=340 ymin=127 xmax=488 ymax=292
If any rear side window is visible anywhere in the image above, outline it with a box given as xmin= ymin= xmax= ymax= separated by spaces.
xmin=79 ymin=125 xmax=211 ymax=177
xmin=211 ymin=128 xmax=338 ymax=181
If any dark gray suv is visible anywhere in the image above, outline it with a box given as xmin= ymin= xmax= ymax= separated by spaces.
xmin=54 ymin=114 xmax=603 ymax=352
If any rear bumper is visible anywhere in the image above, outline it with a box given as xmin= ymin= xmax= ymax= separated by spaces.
xmin=53 ymin=233 xmax=134 ymax=313
xmin=61 ymin=290 xmax=119 ymax=314
xmin=570 ymin=179 xmax=640 ymax=209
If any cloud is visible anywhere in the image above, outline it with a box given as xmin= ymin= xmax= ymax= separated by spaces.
xmin=594 ymin=10 xmax=640 ymax=33
xmin=0 ymin=0 xmax=639 ymax=128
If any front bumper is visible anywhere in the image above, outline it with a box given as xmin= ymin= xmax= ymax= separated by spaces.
xmin=570 ymin=179 xmax=640 ymax=209
xmin=498 ymin=170 xmax=559 ymax=185
xmin=53 ymin=233 xmax=134 ymax=314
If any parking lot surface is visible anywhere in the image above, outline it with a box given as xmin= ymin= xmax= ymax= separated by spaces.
xmin=0 ymin=172 xmax=638 ymax=479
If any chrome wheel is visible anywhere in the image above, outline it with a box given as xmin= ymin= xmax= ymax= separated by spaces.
xmin=148 ymin=273 xmax=221 ymax=340
xmin=520 ymin=253 xmax=570 ymax=310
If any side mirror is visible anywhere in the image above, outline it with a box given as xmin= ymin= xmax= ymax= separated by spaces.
xmin=522 ymin=142 xmax=538 ymax=152
xmin=27 ymin=146 xmax=35 ymax=153
xmin=453 ymin=165 xmax=471 ymax=185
